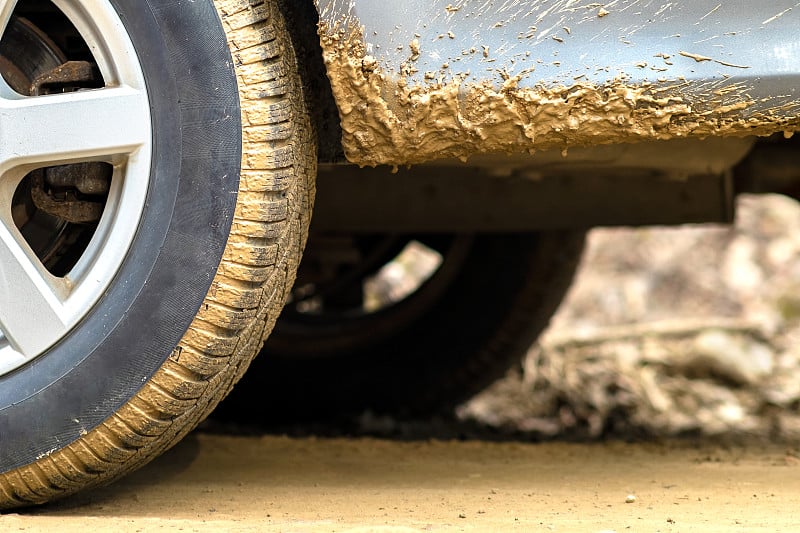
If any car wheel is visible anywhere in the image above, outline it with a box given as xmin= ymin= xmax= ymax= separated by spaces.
xmin=0 ymin=0 xmax=314 ymax=508
xmin=215 ymin=231 xmax=584 ymax=420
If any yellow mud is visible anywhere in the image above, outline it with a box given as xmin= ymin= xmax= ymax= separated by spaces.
xmin=320 ymin=23 xmax=800 ymax=167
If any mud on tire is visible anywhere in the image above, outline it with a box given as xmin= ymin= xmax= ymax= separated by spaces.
xmin=0 ymin=0 xmax=314 ymax=508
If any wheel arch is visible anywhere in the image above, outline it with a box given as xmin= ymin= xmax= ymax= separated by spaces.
xmin=281 ymin=0 xmax=344 ymax=164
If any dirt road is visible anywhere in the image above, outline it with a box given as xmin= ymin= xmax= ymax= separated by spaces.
xmin=3 ymin=433 xmax=800 ymax=532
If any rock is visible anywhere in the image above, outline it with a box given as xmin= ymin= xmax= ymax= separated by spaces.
xmin=722 ymin=236 xmax=763 ymax=295
xmin=688 ymin=330 xmax=774 ymax=386
xmin=460 ymin=194 xmax=800 ymax=441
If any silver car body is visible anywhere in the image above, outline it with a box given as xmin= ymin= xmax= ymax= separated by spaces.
xmin=315 ymin=0 xmax=800 ymax=167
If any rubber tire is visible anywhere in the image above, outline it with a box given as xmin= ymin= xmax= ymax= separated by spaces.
xmin=215 ymin=232 xmax=584 ymax=421
xmin=0 ymin=0 xmax=314 ymax=508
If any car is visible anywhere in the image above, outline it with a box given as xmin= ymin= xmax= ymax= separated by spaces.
xmin=0 ymin=0 xmax=797 ymax=507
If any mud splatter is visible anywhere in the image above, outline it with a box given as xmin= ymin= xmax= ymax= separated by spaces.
xmin=678 ymin=50 xmax=750 ymax=69
xmin=763 ymin=6 xmax=795 ymax=25
xmin=319 ymin=20 xmax=800 ymax=167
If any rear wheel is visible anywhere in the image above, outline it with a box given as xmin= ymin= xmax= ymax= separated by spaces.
xmin=215 ymin=231 xmax=584 ymax=420
xmin=0 ymin=0 xmax=314 ymax=508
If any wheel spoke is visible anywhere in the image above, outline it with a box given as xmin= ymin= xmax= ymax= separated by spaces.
xmin=0 ymin=0 xmax=16 ymax=37
xmin=0 ymin=2 xmax=152 ymax=374
xmin=0 ymin=75 xmax=17 ymax=100
xmin=0 ymin=221 xmax=68 ymax=358
xmin=0 ymin=0 xmax=18 ymax=100
xmin=0 ymin=87 xmax=149 ymax=174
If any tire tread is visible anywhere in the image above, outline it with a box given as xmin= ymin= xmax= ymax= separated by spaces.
xmin=0 ymin=0 xmax=315 ymax=507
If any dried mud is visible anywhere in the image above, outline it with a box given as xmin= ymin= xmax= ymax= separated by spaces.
xmin=319 ymin=21 xmax=800 ymax=167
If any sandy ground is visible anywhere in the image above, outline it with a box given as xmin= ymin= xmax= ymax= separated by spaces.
xmin=4 ymin=432 xmax=800 ymax=532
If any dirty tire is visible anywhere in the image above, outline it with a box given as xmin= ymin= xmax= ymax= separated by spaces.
xmin=216 ymin=232 xmax=584 ymax=420
xmin=0 ymin=0 xmax=314 ymax=508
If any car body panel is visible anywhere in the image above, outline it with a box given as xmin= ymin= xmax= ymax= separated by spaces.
xmin=315 ymin=0 xmax=800 ymax=167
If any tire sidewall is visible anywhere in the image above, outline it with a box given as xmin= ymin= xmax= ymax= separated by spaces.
xmin=0 ymin=0 xmax=241 ymax=472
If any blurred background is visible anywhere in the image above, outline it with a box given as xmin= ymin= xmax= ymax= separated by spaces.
xmin=210 ymin=193 xmax=800 ymax=443
xmin=462 ymin=193 xmax=800 ymax=441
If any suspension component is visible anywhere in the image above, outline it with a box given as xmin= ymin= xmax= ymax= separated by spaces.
xmin=27 ymin=61 xmax=109 ymax=223
xmin=30 ymin=165 xmax=109 ymax=224
xmin=29 ymin=60 xmax=99 ymax=95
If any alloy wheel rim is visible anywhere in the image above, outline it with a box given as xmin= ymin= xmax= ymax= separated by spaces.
xmin=0 ymin=0 xmax=151 ymax=375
